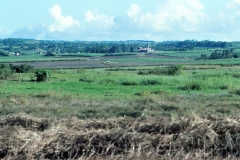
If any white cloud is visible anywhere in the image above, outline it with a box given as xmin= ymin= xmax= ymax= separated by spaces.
xmin=135 ymin=0 xmax=209 ymax=32
xmin=226 ymin=0 xmax=240 ymax=9
xmin=48 ymin=4 xmax=80 ymax=32
xmin=85 ymin=10 xmax=114 ymax=27
xmin=6 ymin=1 xmax=240 ymax=41
xmin=109 ymin=0 xmax=210 ymax=41
xmin=127 ymin=4 xmax=141 ymax=19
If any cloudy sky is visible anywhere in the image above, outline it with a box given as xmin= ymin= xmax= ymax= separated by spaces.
xmin=0 ymin=0 xmax=239 ymax=41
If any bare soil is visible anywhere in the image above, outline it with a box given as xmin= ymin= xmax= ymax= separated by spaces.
xmin=9 ymin=54 xmax=192 ymax=69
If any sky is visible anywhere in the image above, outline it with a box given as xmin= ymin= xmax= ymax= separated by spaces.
xmin=0 ymin=0 xmax=240 ymax=41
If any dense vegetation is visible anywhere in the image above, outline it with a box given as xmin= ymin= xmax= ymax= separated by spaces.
xmin=0 ymin=38 xmax=237 ymax=55
xmin=196 ymin=49 xmax=240 ymax=60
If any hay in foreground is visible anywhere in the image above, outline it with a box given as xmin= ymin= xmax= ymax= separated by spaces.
xmin=0 ymin=114 xmax=240 ymax=159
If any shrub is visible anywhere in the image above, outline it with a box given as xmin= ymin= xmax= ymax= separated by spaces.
xmin=140 ymin=79 xmax=159 ymax=85
xmin=9 ymin=64 xmax=34 ymax=73
xmin=120 ymin=80 xmax=138 ymax=86
xmin=216 ymin=107 xmax=231 ymax=114
xmin=219 ymin=85 xmax=230 ymax=90
xmin=161 ymin=104 xmax=179 ymax=111
xmin=134 ymin=91 xmax=151 ymax=96
xmin=0 ymin=67 xmax=13 ymax=80
xmin=138 ymin=65 xmax=182 ymax=76
xmin=76 ymin=108 xmax=105 ymax=119
xmin=138 ymin=70 xmax=149 ymax=75
xmin=34 ymin=68 xmax=50 ymax=82
xmin=166 ymin=65 xmax=183 ymax=75
xmin=180 ymin=81 xmax=202 ymax=90
xmin=0 ymin=50 xmax=9 ymax=56
xmin=151 ymin=90 xmax=168 ymax=95
xmin=228 ymin=87 xmax=240 ymax=95
xmin=44 ymin=51 xmax=56 ymax=56
xmin=116 ymin=107 xmax=142 ymax=118
xmin=79 ymin=77 xmax=94 ymax=83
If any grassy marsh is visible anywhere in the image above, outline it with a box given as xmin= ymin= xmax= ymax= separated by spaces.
xmin=1 ymin=65 xmax=240 ymax=118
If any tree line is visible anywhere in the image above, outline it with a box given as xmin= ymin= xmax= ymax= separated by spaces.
xmin=196 ymin=49 xmax=240 ymax=60
xmin=0 ymin=38 xmax=235 ymax=55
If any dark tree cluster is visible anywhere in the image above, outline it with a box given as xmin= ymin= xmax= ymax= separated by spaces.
xmin=0 ymin=63 xmax=33 ymax=73
xmin=0 ymin=50 xmax=9 ymax=56
xmin=155 ymin=40 xmax=232 ymax=51
xmin=196 ymin=49 xmax=238 ymax=60
xmin=84 ymin=43 xmax=136 ymax=53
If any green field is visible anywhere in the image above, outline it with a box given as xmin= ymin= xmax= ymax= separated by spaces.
xmin=153 ymin=49 xmax=213 ymax=58
xmin=0 ymin=53 xmax=96 ymax=62
xmin=0 ymin=50 xmax=214 ymax=62
xmin=1 ymin=63 xmax=240 ymax=118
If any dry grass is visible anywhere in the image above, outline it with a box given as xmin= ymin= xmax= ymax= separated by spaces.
xmin=0 ymin=114 xmax=240 ymax=159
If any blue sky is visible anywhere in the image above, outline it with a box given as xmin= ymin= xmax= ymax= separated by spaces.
xmin=0 ymin=0 xmax=239 ymax=41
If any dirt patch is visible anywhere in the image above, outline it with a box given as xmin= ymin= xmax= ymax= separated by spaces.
xmin=0 ymin=114 xmax=240 ymax=159
xmin=7 ymin=54 xmax=193 ymax=69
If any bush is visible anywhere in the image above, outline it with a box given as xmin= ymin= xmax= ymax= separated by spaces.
xmin=134 ymin=91 xmax=151 ymax=96
xmin=34 ymin=69 xmax=50 ymax=82
xmin=228 ymin=87 xmax=240 ymax=95
xmin=0 ymin=67 xmax=13 ymax=80
xmin=161 ymin=104 xmax=179 ymax=111
xmin=0 ymin=50 xmax=9 ymax=56
xmin=180 ymin=81 xmax=202 ymax=90
xmin=138 ymin=65 xmax=182 ymax=76
xmin=9 ymin=64 xmax=34 ymax=73
xmin=140 ymin=79 xmax=159 ymax=85
xmin=166 ymin=65 xmax=183 ymax=75
xmin=79 ymin=77 xmax=94 ymax=83
xmin=44 ymin=51 xmax=56 ymax=56
xmin=151 ymin=90 xmax=168 ymax=95
xmin=138 ymin=70 xmax=149 ymax=75
xmin=120 ymin=80 xmax=138 ymax=86
xmin=116 ymin=107 xmax=142 ymax=118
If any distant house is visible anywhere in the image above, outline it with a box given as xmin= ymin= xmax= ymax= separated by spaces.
xmin=136 ymin=47 xmax=154 ymax=53
xmin=14 ymin=52 xmax=21 ymax=56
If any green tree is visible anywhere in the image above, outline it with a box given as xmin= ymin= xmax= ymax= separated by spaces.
xmin=109 ymin=45 xmax=122 ymax=53
xmin=10 ymin=64 xmax=34 ymax=73
xmin=44 ymin=50 xmax=56 ymax=56
xmin=34 ymin=68 xmax=50 ymax=82
xmin=0 ymin=66 xmax=13 ymax=80
xmin=0 ymin=50 xmax=9 ymax=56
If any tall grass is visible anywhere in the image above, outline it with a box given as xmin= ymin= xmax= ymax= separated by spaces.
xmin=2 ymin=65 xmax=240 ymax=98
xmin=1 ymin=65 xmax=240 ymax=119
xmin=179 ymin=72 xmax=239 ymax=91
